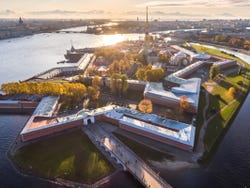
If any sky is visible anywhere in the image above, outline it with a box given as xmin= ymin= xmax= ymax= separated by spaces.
xmin=0 ymin=0 xmax=250 ymax=20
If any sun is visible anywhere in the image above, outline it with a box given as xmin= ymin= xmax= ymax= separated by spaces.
xmin=101 ymin=34 xmax=126 ymax=46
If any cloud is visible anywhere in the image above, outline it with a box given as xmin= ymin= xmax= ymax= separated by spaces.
xmin=124 ymin=10 xmax=209 ymax=17
xmin=0 ymin=9 xmax=15 ymax=15
xmin=84 ymin=10 xmax=105 ymax=14
xmin=136 ymin=0 xmax=207 ymax=8
xmin=218 ymin=13 xmax=235 ymax=17
xmin=154 ymin=11 xmax=209 ymax=17
xmin=124 ymin=11 xmax=145 ymax=15
xmin=28 ymin=10 xmax=76 ymax=15
xmin=136 ymin=0 xmax=250 ymax=8
xmin=28 ymin=9 xmax=106 ymax=15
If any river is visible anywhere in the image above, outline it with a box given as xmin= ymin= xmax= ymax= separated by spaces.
xmin=162 ymin=92 xmax=250 ymax=187
xmin=0 ymin=31 xmax=250 ymax=187
xmin=0 ymin=32 xmax=143 ymax=86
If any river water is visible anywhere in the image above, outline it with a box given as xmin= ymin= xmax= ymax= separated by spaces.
xmin=0 ymin=31 xmax=250 ymax=187
xmin=162 ymin=92 xmax=250 ymax=188
xmin=0 ymin=32 xmax=143 ymax=86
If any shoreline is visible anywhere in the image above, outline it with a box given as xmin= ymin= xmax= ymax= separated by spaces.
xmin=150 ymin=159 xmax=198 ymax=171
xmin=2 ymin=37 xmax=250 ymax=187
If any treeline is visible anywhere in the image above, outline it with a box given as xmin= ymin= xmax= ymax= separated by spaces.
xmin=94 ymin=47 xmax=125 ymax=62
xmin=110 ymin=73 xmax=128 ymax=96
xmin=136 ymin=64 xmax=165 ymax=82
xmin=1 ymin=82 xmax=87 ymax=96
xmin=214 ymin=35 xmax=250 ymax=50
xmin=1 ymin=82 xmax=87 ymax=110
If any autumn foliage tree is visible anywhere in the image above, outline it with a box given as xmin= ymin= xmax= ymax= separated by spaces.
xmin=138 ymin=99 xmax=153 ymax=113
xmin=179 ymin=95 xmax=189 ymax=111
xmin=87 ymin=86 xmax=100 ymax=100
xmin=94 ymin=47 xmax=124 ymax=62
xmin=87 ymin=76 xmax=101 ymax=100
xmin=108 ymin=59 xmax=131 ymax=75
xmin=92 ymin=76 xmax=101 ymax=89
xmin=158 ymin=53 xmax=170 ymax=63
xmin=1 ymin=82 xmax=88 ymax=110
xmin=1 ymin=82 xmax=87 ymax=96
xmin=227 ymin=87 xmax=236 ymax=99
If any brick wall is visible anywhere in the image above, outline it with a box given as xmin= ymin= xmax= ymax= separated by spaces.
xmin=119 ymin=123 xmax=193 ymax=151
xmin=21 ymin=119 xmax=82 ymax=142
xmin=96 ymin=115 xmax=120 ymax=126
xmin=144 ymin=93 xmax=197 ymax=114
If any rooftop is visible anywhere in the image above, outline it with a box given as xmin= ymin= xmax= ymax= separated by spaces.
xmin=98 ymin=105 xmax=196 ymax=148
xmin=144 ymin=78 xmax=201 ymax=107
xmin=32 ymin=96 xmax=59 ymax=118
xmin=120 ymin=116 xmax=195 ymax=147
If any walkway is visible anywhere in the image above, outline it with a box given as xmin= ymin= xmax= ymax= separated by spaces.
xmin=84 ymin=123 xmax=171 ymax=188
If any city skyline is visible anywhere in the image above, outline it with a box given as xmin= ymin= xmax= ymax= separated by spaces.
xmin=0 ymin=0 xmax=250 ymax=20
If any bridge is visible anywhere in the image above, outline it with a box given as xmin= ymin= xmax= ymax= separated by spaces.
xmin=84 ymin=124 xmax=172 ymax=188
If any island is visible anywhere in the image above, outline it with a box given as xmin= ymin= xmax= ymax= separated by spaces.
xmin=1 ymin=28 xmax=250 ymax=187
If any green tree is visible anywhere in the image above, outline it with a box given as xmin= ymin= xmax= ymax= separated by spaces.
xmin=110 ymin=73 xmax=128 ymax=96
xmin=145 ymin=68 xmax=165 ymax=82
xmin=135 ymin=69 xmax=146 ymax=81
xmin=209 ymin=65 xmax=220 ymax=80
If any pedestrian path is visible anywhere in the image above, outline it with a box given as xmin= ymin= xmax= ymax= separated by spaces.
xmin=84 ymin=124 xmax=171 ymax=188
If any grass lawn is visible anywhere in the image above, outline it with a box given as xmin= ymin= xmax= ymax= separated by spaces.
xmin=203 ymin=74 xmax=249 ymax=154
xmin=190 ymin=43 xmax=250 ymax=155
xmin=13 ymin=130 xmax=114 ymax=184
xmin=124 ymin=89 xmax=144 ymax=101
xmin=191 ymin=43 xmax=243 ymax=62
xmin=203 ymin=76 xmax=249 ymax=153
xmin=113 ymin=132 xmax=174 ymax=162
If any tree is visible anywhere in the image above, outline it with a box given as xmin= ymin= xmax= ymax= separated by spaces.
xmin=108 ymin=59 xmax=131 ymax=75
xmin=136 ymin=68 xmax=146 ymax=81
xmin=244 ymin=40 xmax=250 ymax=50
xmin=214 ymin=35 xmax=230 ymax=43
xmin=145 ymin=68 xmax=165 ymax=82
xmin=138 ymin=99 xmax=153 ymax=113
xmin=94 ymin=47 xmax=124 ymax=62
xmin=87 ymin=86 xmax=100 ymax=100
xmin=92 ymin=76 xmax=100 ymax=89
xmin=110 ymin=73 xmax=128 ymax=96
xmin=158 ymin=53 xmax=170 ymax=63
xmin=87 ymin=66 xmax=98 ymax=76
xmin=136 ymin=66 xmax=165 ymax=82
xmin=179 ymin=95 xmax=189 ymax=110
xmin=229 ymin=38 xmax=244 ymax=47
xmin=209 ymin=65 xmax=220 ymax=80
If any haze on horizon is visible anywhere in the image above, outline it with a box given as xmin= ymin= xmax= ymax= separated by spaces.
xmin=0 ymin=0 xmax=250 ymax=20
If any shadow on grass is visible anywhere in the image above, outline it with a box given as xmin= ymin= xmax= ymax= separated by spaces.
xmin=201 ymin=87 xmax=249 ymax=164
xmin=113 ymin=132 xmax=174 ymax=162
xmin=13 ymin=130 xmax=114 ymax=184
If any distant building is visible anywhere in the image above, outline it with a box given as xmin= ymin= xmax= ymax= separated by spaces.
xmin=18 ymin=17 xmax=24 ymax=25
